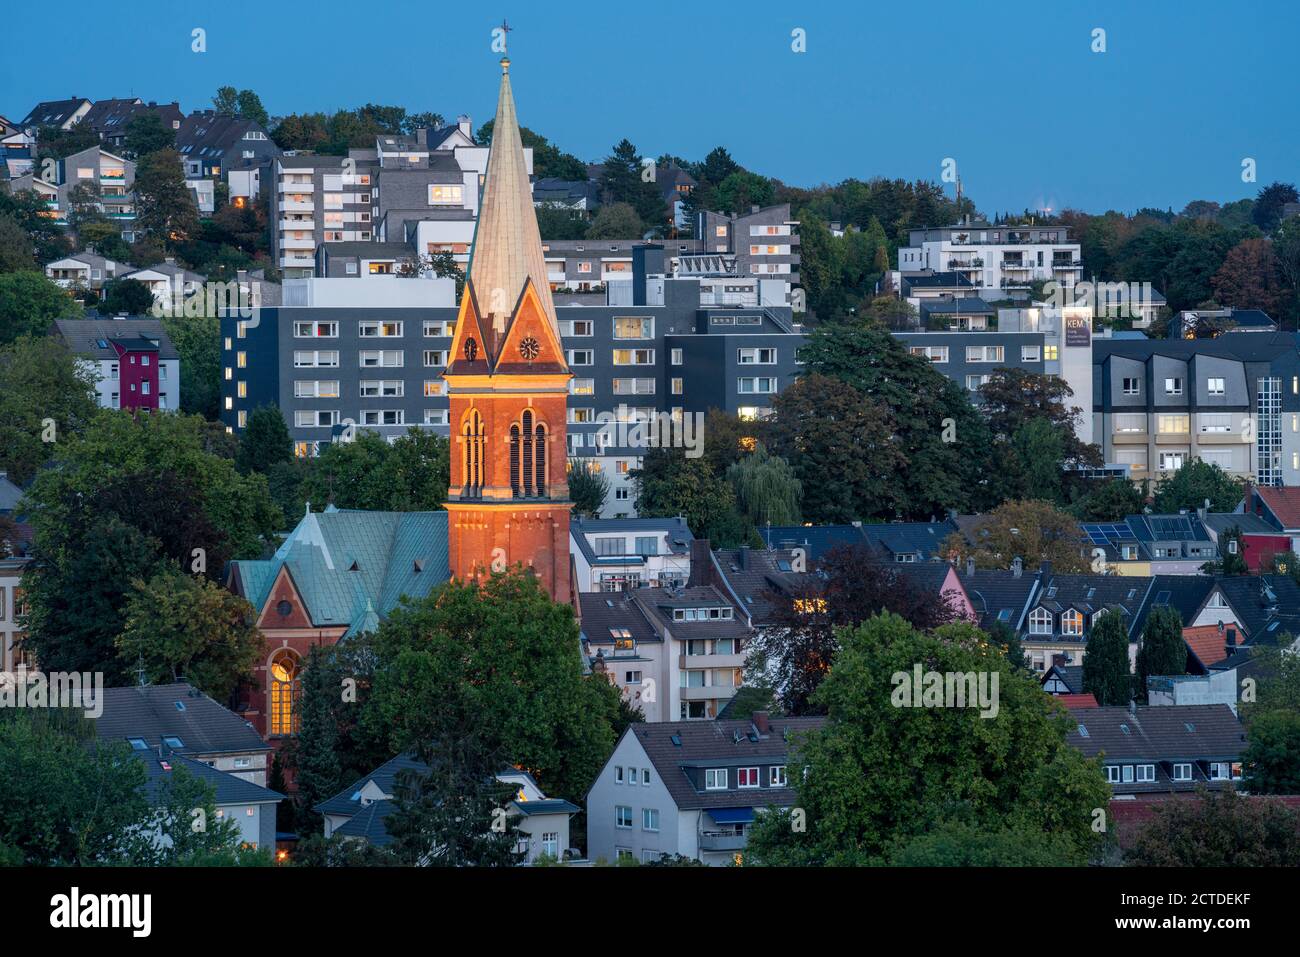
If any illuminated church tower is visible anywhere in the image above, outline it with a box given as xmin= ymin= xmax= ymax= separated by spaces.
xmin=442 ymin=56 xmax=572 ymax=603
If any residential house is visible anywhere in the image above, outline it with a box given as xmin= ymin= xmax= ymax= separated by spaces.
xmin=96 ymin=683 xmax=272 ymax=785
xmin=1080 ymin=512 xmax=1219 ymax=575
xmin=52 ymin=317 xmax=180 ymax=411
xmin=80 ymin=98 xmax=183 ymax=152
xmin=1066 ymin=704 xmax=1245 ymax=795
xmin=695 ymin=204 xmax=800 ymax=284
xmin=1200 ymin=510 xmax=1291 ymax=572
xmin=19 ymin=97 xmax=92 ymax=131
xmin=570 ymin=516 xmax=693 ymax=592
xmin=119 ymin=259 xmax=207 ymax=307
xmin=586 ymin=714 xmax=824 ymax=865
xmin=45 ymin=250 xmax=133 ymax=293
xmin=1244 ymin=485 xmax=1300 ymax=554
xmin=315 ymin=754 xmax=579 ymax=863
xmin=137 ymin=751 xmax=282 ymax=850
xmin=897 ymin=216 xmax=1083 ymax=293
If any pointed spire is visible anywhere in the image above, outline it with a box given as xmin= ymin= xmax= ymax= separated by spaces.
xmin=466 ymin=56 xmax=560 ymax=357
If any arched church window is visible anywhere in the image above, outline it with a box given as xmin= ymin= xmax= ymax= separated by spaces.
xmin=462 ymin=409 xmax=485 ymax=498
xmin=269 ymin=650 xmax=300 ymax=736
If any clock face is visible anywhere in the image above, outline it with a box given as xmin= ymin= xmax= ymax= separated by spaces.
xmin=464 ymin=337 xmax=478 ymax=361
xmin=519 ymin=336 xmax=540 ymax=361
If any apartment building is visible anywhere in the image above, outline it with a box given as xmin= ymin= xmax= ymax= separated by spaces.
xmin=891 ymin=298 xmax=1095 ymax=444
xmin=53 ymin=318 xmax=181 ymax=412
xmin=44 ymin=250 xmax=132 ymax=292
xmin=1093 ymin=332 xmax=1300 ymax=485
xmin=10 ymin=144 xmax=136 ymax=235
xmin=81 ymin=98 xmax=183 ymax=152
xmin=1080 ymin=512 xmax=1221 ymax=575
xmin=570 ymin=516 xmax=693 ymax=592
xmin=695 ymin=204 xmax=800 ymax=283
xmin=177 ymin=111 xmax=278 ymax=180
xmin=898 ymin=217 xmax=1083 ymax=292
xmin=270 ymin=121 xmax=515 ymax=278
xmin=586 ymin=715 xmax=824 ymax=865
xmin=219 ymin=248 xmax=804 ymax=515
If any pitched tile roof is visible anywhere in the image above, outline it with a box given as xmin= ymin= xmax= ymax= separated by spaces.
xmin=137 ymin=751 xmax=282 ymax=806
xmin=1182 ymin=624 xmax=1243 ymax=670
xmin=1211 ymin=575 xmax=1300 ymax=643
xmin=1054 ymin=694 xmax=1099 ymax=709
xmin=332 ymin=799 xmax=397 ymax=845
xmin=626 ymin=717 xmax=825 ymax=811
xmin=712 ymin=546 xmax=813 ymax=627
xmin=1067 ymin=704 xmax=1245 ymax=793
xmin=961 ymin=567 xmax=1036 ymax=631
xmin=231 ymin=508 xmax=450 ymax=638
xmin=314 ymin=752 xmax=428 ymax=817
xmin=1254 ymin=487 xmax=1300 ymax=529
xmin=1043 ymin=664 xmax=1085 ymax=694
xmin=577 ymin=590 xmax=660 ymax=647
xmin=53 ymin=318 xmax=179 ymax=361
xmin=96 ymin=683 xmax=268 ymax=756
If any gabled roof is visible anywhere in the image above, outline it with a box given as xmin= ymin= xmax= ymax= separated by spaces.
xmin=1042 ymin=663 xmax=1084 ymax=694
xmin=1209 ymin=575 xmax=1300 ymax=644
xmin=632 ymin=585 xmax=749 ymax=639
xmin=712 ymin=546 xmax=816 ymax=627
xmin=96 ymin=683 xmax=268 ymax=756
xmin=1199 ymin=512 xmax=1280 ymax=537
xmin=230 ymin=508 xmax=449 ymax=638
xmin=1253 ymin=487 xmax=1300 ymax=530
xmin=1067 ymin=704 xmax=1244 ymax=768
xmin=176 ymin=112 xmax=272 ymax=158
xmin=758 ymin=524 xmax=868 ymax=561
xmin=333 ymin=799 xmax=397 ymax=845
xmin=1054 ymin=693 xmax=1099 ymax=709
xmin=19 ymin=97 xmax=90 ymax=129
xmin=577 ymin=590 xmax=660 ymax=646
xmin=136 ymin=751 xmax=282 ymax=807
xmin=1182 ymin=624 xmax=1243 ymax=670
xmin=0 ymin=473 xmax=23 ymax=513
xmin=52 ymin=318 xmax=179 ymax=361
xmin=962 ymin=567 xmax=1036 ymax=631
xmin=625 ymin=717 xmax=825 ymax=811
xmin=314 ymin=752 xmax=428 ymax=817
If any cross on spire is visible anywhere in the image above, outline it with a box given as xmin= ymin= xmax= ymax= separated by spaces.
xmin=499 ymin=18 xmax=511 ymax=53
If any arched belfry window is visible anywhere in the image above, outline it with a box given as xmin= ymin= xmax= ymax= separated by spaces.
xmin=510 ymin=411 xmax=547 ymax=499
xmin=462 ymin=409 xmax=485 ymax=498
xmin=534 ymin=420 xmax=547 ymax=497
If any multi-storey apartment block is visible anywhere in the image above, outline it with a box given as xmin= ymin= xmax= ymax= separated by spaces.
xmin=53 ymin=318 xmax=181 ymax=412
xmin=897 ymin=217 xmax=1082 ymax=293
xmin=10 ymin=144 xmax=136 ymax=235
xmin=219 ymin=246 xmax=804 ymax=515
xmin=271 ymin=121 xmax=513 ymax=278
xmin=695 ymin=204 xmax=800 ymax=283
xmin=1093 ymin=332 xmax=1300 ymax=485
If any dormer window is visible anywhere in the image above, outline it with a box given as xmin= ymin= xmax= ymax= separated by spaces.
xmin=704 ymin=768 xmax=727 ymax=790
xmin=1061 ymin=610 xmax=1083 ymax=636
xmin=1029 ymin=607 xmax=1053 ymax=635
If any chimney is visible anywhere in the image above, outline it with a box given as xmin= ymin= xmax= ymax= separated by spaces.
xmin=1039 ymin=560 xmax=1052 ymax=582
xmin=965 ymin=557 xmax=975 ymax=578
xmin=1051 ymin=652 xmax=1069 ymax=669
xmin=751 ymin=205 xmax=760 ymax=214
xmin=737 ymin=544 xmax=750 ymax=570
xmin=457 ymin=114 xmax=472 ymax=138
xmin=1128 ymin=699 xmax=1137 ymax=717
xmin=1012 ymin=557 xmax=1023 ymax=578
xmin=752 ymin=711 xmax=771 ymax=735
xmin=688 ymin=538 xmax=712 ymax=588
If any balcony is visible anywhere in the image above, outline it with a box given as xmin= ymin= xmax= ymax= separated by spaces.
xmin=281 ymin=236 xmax=316 ymax=250
xmin=947 ymin=258 xmax=984 ymax=269
xmin=280 ymin=255 xmax=315 ymax=268
xmin=1197 ymin=430 xmax=1246 ymax=445
xmin=279 ymin=200 xmax=314 ymax=213
xmin=280 ymin=219 xmax=316 ymax=231
xmin=699 ymin=830 xmax=750 ymax=852
xmin=278 ymin=180 xmax=314 ymax=192
xmin=1052 ymin=260 xmax=1084 ymax=270
xmin=680 ymin=685 xmax=733 ymax=702
xmin=100 ymin=172 xmax=125 ymax=183
xmin=1111 ymin=430 xmax=1148 ymax=444
xmin=1000 ymin=261 xmax=1032 ymax=271
xmin=679 ymin=652 xmax=745 ymax=670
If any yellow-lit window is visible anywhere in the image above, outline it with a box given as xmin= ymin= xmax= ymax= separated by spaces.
xmin=424 ymin=381 xmax=443 ymax=397
xmin=237 ymin=352 xmax=247 ymax=368
xmin=224 ymin=397 xmax=233 ymax=410
xmin=269 ymin=651 xmax=300 ymax=736
xmin=237 ymin=410 xmax=247 ymax=428
xmin=237 ymin=321 xmax=247 ymax=339
xmin=224 ymin=367 xmax=232 ymax=380
xmin=237 ymin=382 xmax=247 ymax=398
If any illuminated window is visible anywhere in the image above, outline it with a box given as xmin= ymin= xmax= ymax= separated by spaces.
xmin=268 ymin=650 xmax=300 ymax=736
xmin=1061 ymin=610 xmax=1083 ymax=636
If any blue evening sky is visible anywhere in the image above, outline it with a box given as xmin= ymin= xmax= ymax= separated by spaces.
xmin=3 ymin=0 xmax=1295 ymax=214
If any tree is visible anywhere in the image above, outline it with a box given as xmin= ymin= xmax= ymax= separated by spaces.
xmin=0 ymin=214 xmax=35 ymax=272
xmin=365 ymin=570 xmax=623 ymax=803
xmin=1211 ymin=237 xmax=1286 ymax=317
xmin=0 ymin=188 xmax=72 ymax=263
xmin=1126 ymin=789 xmax=1300 ymax=866
xmin=1135 ymin=605 xmax=1188 ymax=692
xmin=887 ymin=820 xmax=1085 ymax=866
xmin=0 ymin=335 xmax=99 ymax=483
xmin=567 ymin=459 xmax=609 ymax=517
xmin=745 ymin=546 xmax=963 ymax=714
xmin=101 ymin=277 xmax=156 ymax=316
xmin=631 ymin=447 xmax=748 ymax=546
xmin=585 ymin=202 xmax=642 ymax=239
xmin=133 ymin=148 xmax=199 ymax=247
xmin=213 ymin=87 xmax=269 ymax=127
xmin=796 ymin=323 xmax=999 ymax=518
xmin=117 ymin=566 xmax=264 ymax=701
xmin=1242 ymin=710 xmax=1300 ymax=795
xmin=237 ymin=405 xmax=292 ymax=475
xmin=385 ymin=729 xmax=525 ymax=867
xmin=597 ymin=140 xmax=665 ymax=230
xmin=122 ymin=112 xmax=176 ymax=158
xmin=977 ymin=367 xmax=1098 ymax=464
xmin=290 ymin=644 xmax=346 ymax=832
xmin=713 ymin=171 xmax=774 ymax=214
xmin=765 ymin=373 xmax=906 ymax=523
xmin=744 ymin=615 xmax=1109 ymax=865
xmin=1152 ymin=459 xmax=1243 ymax=513
xmin=21 ymin=412 xmax=281 ymax=680
xmin=0 ymin=271 xmax=81 ymax=344
xmin=282 ymin=429 xmax=450 ymax=515
xmin=160 ymin=315 xmax=222 ymax=418
xmin=725 ymin=445 xmax=802 ymax=527
xmin=1069 ymin=478 xmax=1145 ymax=523
xmin=1082 ymin=611 xmax=1132 ymax=706
xmin=942 ymin=499 xmax=1090 ymax=573
xmin=1252 ymin=182 xmax=1300 ymax=234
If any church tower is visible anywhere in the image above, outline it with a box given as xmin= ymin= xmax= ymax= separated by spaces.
xmin=443 ymin=56 xmax=572 ymax=603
